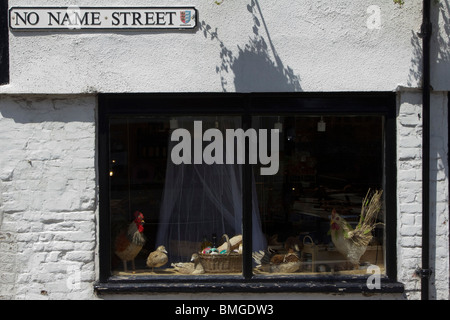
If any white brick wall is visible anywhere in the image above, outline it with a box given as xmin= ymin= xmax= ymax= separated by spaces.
xmin=397 ymin=91 xmax=449 ymax=300
xmin=397 ymin=91 xmax=423 ymax=300
xmin=0 ymin=95 xmax=97 ymax=299
xmin=429 ymin=92 xmax=449 ymax=300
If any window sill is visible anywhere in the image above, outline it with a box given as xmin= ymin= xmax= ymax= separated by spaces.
xmin=94 ymin=275 xmax=404 ymax=295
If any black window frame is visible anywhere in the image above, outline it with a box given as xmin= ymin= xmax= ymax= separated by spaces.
xmin=95 ymin=92 xmax=403 ymax=295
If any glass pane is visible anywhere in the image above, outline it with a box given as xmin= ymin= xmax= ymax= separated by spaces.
xmin=252 ymin=115 xmax=386 ymax=276
xmin=109 ymin=116 xmax=257 ymax=276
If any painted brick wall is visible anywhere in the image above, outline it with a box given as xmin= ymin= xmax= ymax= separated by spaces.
xmin=429 ymin=92 xmax=449 ymax=300
xmin=397 ymin=91 xmax=424 ymax=299
xmin=397 ymin=91 xmax=449 ymax=300
xmin=0 ymin=95 xmax=97 ymax=299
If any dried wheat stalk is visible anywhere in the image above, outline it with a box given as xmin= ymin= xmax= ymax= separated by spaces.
xmin=349 ymin=189 xmax=384 ymax=246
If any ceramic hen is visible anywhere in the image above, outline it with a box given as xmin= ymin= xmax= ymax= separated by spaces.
xmin=252 ymin=248 xmax=301 ymax=273
xmin=329 ymin=190 xmax=383 ymax=267
xmin=146 ymin=245 xmax=168 ymax=272
xmin=171 ymin=253 xmax=205 ymax=275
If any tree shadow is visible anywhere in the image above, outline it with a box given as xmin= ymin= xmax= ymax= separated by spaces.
xmin=406 ymin=30 xmax=423 ymax=87
xmin=427 ymin=0 xmax=449 ymax=300
xmin=408 ymin=1 xmax=450 ymax=89
xmin=200 ymin=0 xmax=301 ymax=92
xmin=431 ymin=0 xmax=450 ymax=88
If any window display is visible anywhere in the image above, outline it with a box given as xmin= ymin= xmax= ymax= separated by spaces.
xmin=108 ymin=113 xmax=386 ymax=277
xmin=252 ymin=115 xmax=385 ymax=275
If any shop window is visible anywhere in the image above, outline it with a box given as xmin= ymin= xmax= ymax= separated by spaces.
xmin=97 ymin=93 xmax=398 ymax=291
xmin=252 ymin=115 xmax=385 ymax=275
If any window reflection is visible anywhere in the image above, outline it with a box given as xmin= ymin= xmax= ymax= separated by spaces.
xmin=109 ymin=115 xmax=385 ymax=276
xmin=253 ymin=116 xmax=385 ymax=275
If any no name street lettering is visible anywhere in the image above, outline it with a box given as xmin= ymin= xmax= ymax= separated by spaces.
xmin=9 ymin=7 xmax=197 ymax=30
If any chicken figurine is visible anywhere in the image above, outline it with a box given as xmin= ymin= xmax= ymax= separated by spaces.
xmin=114 ymin=211 xmax=146 ymax=272
xmin=329 ymin=189 xmax=383 ymax=267
xmin=171 ymin=253 xmax=205 ymax=275
xmin=252 ymin=248 xmax=301 ymax=273
xmin=146 ymin=245 xmax=168 ymax=272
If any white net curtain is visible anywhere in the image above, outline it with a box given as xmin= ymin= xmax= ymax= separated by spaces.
xmin=155 ymin=116 xmax=267 ymax=263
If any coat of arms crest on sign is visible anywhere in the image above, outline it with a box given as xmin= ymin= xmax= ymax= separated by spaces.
xmin=180 ymin=11 xmax=191 ymax=24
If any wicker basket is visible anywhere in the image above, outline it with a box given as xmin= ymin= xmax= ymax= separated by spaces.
xmin=199 ymin=253 xmax=242 ymax=273
xmin=199 ymin=234 xmax=242 ymax=273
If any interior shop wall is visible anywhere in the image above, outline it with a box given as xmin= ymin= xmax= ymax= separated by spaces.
xmin=3 ymin=0 xmax=447 ymax=94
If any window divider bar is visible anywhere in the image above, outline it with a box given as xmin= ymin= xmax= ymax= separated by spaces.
xmin=98 ymin=100 xmax=112 ymax=282
xmin=384 ymin=109 xmax=398 ymax=281
xmin=242 ymin=113 xmax=253 ymax=280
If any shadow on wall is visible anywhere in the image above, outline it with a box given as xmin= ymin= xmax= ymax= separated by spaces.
xmin=407 ymin=29 xmax=422 ymax=87
xmin=408 ymin=1 xmax=450 ymax=300
xmin=431 ymin=0 xmax=450 ymax=87
xmin=429 ymin=1 xmax=450 ymax=300
xmin=200 ymin=0 xmax=301 ymax=92
xmin=408 ymin=1 xmax=450 ymax=88
xmin=0 ymin=96 xmax=95 ymax=124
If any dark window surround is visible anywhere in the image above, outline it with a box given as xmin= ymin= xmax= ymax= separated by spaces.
xmin=0 ymin=0 xmax=9 ymax=85
xmin=95 ymin=92 xmax=403 ymax=295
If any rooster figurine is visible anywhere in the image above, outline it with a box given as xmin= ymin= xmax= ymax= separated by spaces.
xmin=329 ymin=190 xmax=383 ymax=267
xmin=114 ymin=211 xmax=146 ymax=273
